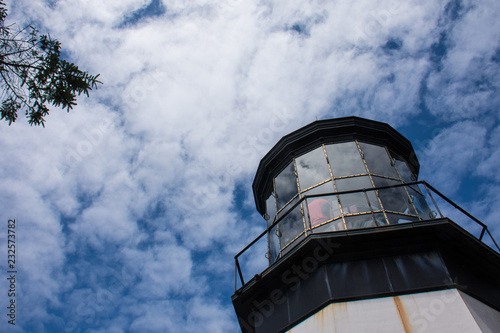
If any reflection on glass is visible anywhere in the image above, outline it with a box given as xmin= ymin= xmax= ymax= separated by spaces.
xmin=394 ymin=157 xmax=414 ymax=183
xmin=296 ymin=146 xmax=331 ymax=191
xmin=326 ymin=142 xmax=366 ymax=177
xmin=344 ymin=214 xmax=377 ymax=229
xmin=386 ymin=213 xmax=420 ymax=225
xmin=311 ymin=220 xmax=343 ymax=233
xmin=372 ymin=212 xmax=388 ymax=226
xmin=276 ymin=195 xmax=299 ymax=221
xmin=265 ymin=193 xmax=277 ymax=228
xmin=303 ymin=181 xmax=334 ymax=196
xmin=336 ymin=176 xmax=380 ymax=213
xmin=277 ymin=204 xmax=305 ymax=250
xmin=269 ymin=224 xmax=280 ymax=263
xmin=281 ymin=233 xmax=306 ymax=257
xmin=373 ymin=177 xmax=416 ymax=215
xmin=408 ymin=185 xmax=433 ymax=220
xmin=359 ymin=142 xmax=398 ymax=178
xmin=275 ymin=162 xmax=298 ymax=210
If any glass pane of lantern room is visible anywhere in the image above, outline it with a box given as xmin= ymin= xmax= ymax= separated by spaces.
xmin=372 ymin=177 xmax=416 ymax=215
xmin=296 ymin=146 xmax=331 ymax=191
xmin=305 ymin=194 xmax=343 ymax=228
xmin=344 ymin=214 xmax=378 ymax=230
xmin=325 ymin=142 xmax=366 ymax=177
xmin=336 ymin=176 xmax=380 ymax=213
xmin=269 ymin=224 xmax=280 ymax=263
xmin=303 ymin=181 xmax=335 ymax=196
xmin=394 ymin=157 xmax=414 ymax=183
xmin=275 ymin=161 xmax=298 ymax=210
xmin=407 ymin=185 xmax=433 ymax=220
xmin=358 ymin=142 xmax=398 ymax=178
xmin=265 ymin=194 xmax=277 ymax=228
xmin=277 ymin=203 xmax=305 ymax=251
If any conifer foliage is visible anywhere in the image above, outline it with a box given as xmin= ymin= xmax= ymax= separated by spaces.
xmin=0 ymin=2 xmax=101 ymax=126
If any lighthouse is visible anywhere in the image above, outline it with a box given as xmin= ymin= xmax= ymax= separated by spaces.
xmin=232 ymin=116 xmax=500 ymax=333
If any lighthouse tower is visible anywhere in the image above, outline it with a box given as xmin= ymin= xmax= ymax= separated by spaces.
xmin=232 ymin=116 xmax=500 ymax=333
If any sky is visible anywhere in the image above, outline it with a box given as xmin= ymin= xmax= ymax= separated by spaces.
xmin=0 ymin=0 xmax=499 ymax=332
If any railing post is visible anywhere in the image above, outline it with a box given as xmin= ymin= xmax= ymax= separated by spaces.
xmin=479 ymin=228 xmax=486 ymax=241
xmin=423 ymin=182 xmax=444 ymax=218
xmin=486 ymin=229 xmax=500 ymax=252
xmin=235 ymin=257 xmax=245 ymax=290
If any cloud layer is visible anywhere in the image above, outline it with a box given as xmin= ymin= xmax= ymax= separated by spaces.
xmin=1 ymin=0 xmax=499 ymax=332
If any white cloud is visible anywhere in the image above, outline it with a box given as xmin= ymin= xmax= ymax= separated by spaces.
xmin=418 ymin=121 xmax=487 ymax=194
xmin=425 ymin=0 xmax=500 ymax=121
xmin=477 ymin=125 xmax=500 ymax=182
xmin=1 ymin=0 xmax=499 ymax=332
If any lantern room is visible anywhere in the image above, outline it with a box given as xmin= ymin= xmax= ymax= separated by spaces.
xmin=253 ymin=116 xmax=432 ymax=263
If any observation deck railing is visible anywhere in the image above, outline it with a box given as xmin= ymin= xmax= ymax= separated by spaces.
xmin=234 ymin=181 xmax=500 ymax=291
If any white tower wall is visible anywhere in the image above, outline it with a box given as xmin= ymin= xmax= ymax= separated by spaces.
xmin=287 ymin=290 xmax=500 ymax=333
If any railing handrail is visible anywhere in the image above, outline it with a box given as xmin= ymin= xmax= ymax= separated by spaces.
xmin=421 ymin=181 xmax=487 ymax=228
xmin=421 ymin=181 xmax=499 ymax=251
xmin=234 ymin=181 xmax=500 ymax=290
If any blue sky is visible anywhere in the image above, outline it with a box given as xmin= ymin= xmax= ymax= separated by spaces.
xmin=1 ymin=0 xmax=499 ymax=332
